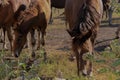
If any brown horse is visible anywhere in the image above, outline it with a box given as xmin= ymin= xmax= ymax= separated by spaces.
xmin=49 ymin=0 xmax=66 ymax=23
xmin=13 ymin=0 xmax=51 ymax=58
xmin=0 ymin=2 xmax=14 ymax=50
xmin=65 ymin=0 xmax=103 ymax=76
xmin=0 ymin=0 xmax=31 ymax=51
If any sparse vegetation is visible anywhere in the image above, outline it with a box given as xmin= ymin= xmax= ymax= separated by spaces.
xmin=110 ymin=0 xmax=120 ymax=14
xmin=0 ymin=7 xmax=120 ymax=80
xmin=0 ymin=37 xmax=120 ymax=80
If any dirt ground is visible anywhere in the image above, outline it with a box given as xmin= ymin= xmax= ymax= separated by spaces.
xmin=45 ymin=16 xmax=119 ymax=54
xmin=0 ymin=9 xmax=120 ymax=80
xmin=0 ymin=9 xmax=119 ymax=53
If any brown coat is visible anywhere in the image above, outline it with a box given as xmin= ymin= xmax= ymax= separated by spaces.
xmin=65 ymin=0 xmax=103 ymax=76
xmin=0 ymin=0 xmax=32 ymax=51
xmin=13 ymin=0 xmax=51 ymax=57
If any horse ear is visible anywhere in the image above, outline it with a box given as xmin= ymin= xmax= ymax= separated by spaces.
xmin=14 ymin=4 xmax=26 ymax=20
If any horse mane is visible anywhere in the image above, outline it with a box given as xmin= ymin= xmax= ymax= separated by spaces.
xmin=14 ymin=5 xmax=26 ymax=20
xmin=16 ymin=6 xmax=38 ymax=24
xmin=67 ymin=1 xmax=101 ymax=44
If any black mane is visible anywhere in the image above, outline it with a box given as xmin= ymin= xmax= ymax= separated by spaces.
xmin=67 ymin=1 xmax=100 ymax=44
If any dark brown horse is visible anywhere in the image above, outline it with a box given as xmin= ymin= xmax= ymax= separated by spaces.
xmin=13 ymin=0 xmax=51 ymax=58
xmin=0 ymin=1 xmax=14 ymax=50
xmin=0 ymin=0 xmax=31 ymax=51
xmin=65 ymin=0 xmax=103 ymax=76
xmin=102 ymin=0 xmax=110 ymax=18
xmin=49 ymin=0 xmax=66 ymax=23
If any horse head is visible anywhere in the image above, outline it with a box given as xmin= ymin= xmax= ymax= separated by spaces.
xmin=13 ymin=27 xmax=27 ymax=57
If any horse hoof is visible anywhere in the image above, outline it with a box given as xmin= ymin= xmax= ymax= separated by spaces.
xmin=14 ymin=53 xmax=19 ymax=58
xmin=69 ymin=56 xmax=75 ymax=61
xmin=3 ymin=46 xmax=8 ymax=51
xmin=82 ymin=69 xmax=88 ymax=76
xmin=89 ymin=72 xmax=93 ymax=77
xmin=82 ymin=73 xmax=87 ymax=77
xmin=82 ymin=71 xmax=93 ymax=77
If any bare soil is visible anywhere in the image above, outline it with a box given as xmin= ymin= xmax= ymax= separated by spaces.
xmin=0 ymin=9 xmax=120 ymax=80
xmin=0 ymin=13 xmax=119 ymax=55
xmin=46 ymin=17 xmax=119 ymax=54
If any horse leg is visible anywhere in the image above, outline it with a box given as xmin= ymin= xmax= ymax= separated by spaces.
xmin=41 ymin=29 xmax=47 ymax=61
xmin=49 ymin=7 xmax=53 ymax=24
xmin=106 ymin=10 xmax=108 ymax=19
xmin=30 ymin=29 xmax=36 ymax=58
xmin=79 ymin=54 xmax=86 ymax=76
xmin=2 ymin=28 xmax=8 ymax=50
xmin=0 ymin=28 xmax=4 ymax=43
xmin=102 ymin=11 xmax=105 ymax=18
xmin=87 ymin=59 xmax=93 ymax=76
xmin=72 ymin=44 xmax=80 ymax=76
xmin=74 ymin=50 xmax=80 ymax=76
xmin=6 ymin=27 xmax=13 ymax=52
xmin=81 ymin=39 xmax=93 ymax=77
xmin=36 ymin=29 xmax=40 ymax=50
xmin=41 ymin=31 xmax=45 ymax=47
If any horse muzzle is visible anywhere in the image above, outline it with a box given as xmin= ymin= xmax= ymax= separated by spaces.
xmin=14 ymin=50 xmax=20 ymax=57
xmin=14 ymin=48 xmax=22 ymax=57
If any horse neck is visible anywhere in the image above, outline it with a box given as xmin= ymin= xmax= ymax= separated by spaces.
xmin=70 ymin=0 xmax=102 ymax=30
xmin=72 ymin=0 xmax=86 ymax=23
xmin=73 ymin=0 xmax=86 ymax=12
